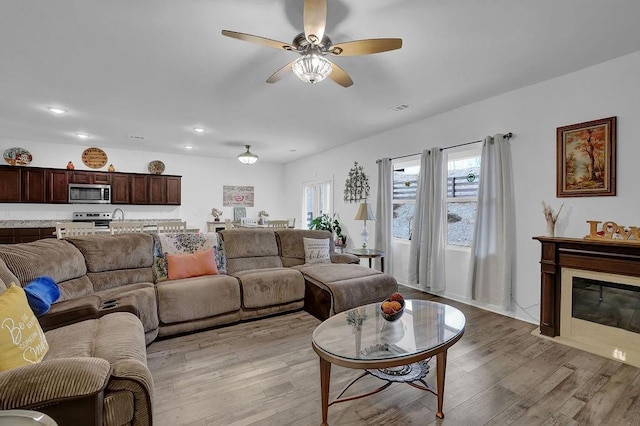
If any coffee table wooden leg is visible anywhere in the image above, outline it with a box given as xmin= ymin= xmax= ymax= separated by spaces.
xmin=436 ymin=350 xmax=447 ymax=419
xmin=319 ymin=357 xmax=331 ymax=426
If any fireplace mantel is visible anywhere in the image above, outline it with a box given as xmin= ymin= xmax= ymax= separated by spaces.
xmin=533 ymin=236 xmax=640 ymax=337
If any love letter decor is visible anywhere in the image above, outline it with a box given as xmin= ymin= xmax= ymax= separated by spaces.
xmin=584 ymin=220 xmax=640 ymax=244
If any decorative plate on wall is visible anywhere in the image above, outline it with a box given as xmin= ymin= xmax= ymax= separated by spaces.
xmin=148 ymin=160 xmax=165 ymax=175
xmin=3 ymin=147 xmax=32 ymax=166
xmin=81 ymin=147 xmax=108 ymax=169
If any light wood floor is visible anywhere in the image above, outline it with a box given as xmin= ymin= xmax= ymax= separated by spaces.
xmin=146 ymin=286 xmax=640 ymax=425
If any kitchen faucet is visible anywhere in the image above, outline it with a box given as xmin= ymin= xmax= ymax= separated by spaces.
xmin=112 ymin=208 xmax=125 ymax=221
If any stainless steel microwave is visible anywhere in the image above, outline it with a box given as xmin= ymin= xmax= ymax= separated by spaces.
xmin=68 ymin=183 xmax=111 ymax=204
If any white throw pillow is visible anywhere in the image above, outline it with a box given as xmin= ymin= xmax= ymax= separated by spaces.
xmin=303 ymin=237 xmax=331 ymax=264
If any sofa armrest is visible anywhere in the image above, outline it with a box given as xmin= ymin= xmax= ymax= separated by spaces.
xmin=330 ymin=253 xmax=360 ymax=264
xmin=0 ymin=357 xmax=111 ymax=425
xmin=39 ymin=295 xmax=102 ymax=331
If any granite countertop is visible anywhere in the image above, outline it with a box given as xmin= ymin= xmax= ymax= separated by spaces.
xmin=0 ymin=219 xmax=184 ymax=229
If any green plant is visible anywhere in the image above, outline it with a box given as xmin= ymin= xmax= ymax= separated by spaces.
xmin=309 ymin=213 xmax=346 ymax=244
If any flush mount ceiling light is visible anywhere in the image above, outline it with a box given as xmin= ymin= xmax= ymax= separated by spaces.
xmin=292 ymin=52 xmax=332 ymax=84
xmin=193 ymin=127 xmax=206 ymax=133
xmin=184 ymin=144 xmax=193 ymax=150
xmin=47 ymin=106 xmax=67 ymax=114
xmin=75 ymin=133 xmax=89 ymax=139
xmin=238 ymin=145 xmax=258 ymax=165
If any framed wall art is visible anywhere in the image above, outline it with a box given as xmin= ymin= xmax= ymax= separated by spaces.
xmin=223 ymin=185 xmax=255 ymax=207
xmin=556 ymin=116 xmax=616 ymax=197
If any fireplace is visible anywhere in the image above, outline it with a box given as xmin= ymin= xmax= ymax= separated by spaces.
xmin=534 ymin=237 xmax=640 ymax=367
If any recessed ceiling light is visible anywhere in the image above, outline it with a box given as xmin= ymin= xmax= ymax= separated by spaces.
xmin=47 ymin=107 xmax=67 ymax=114
xmin=193 ymin=127 xmax=206 ymax=133
xmin=75 ymin=133 xmax=89 ymax=139
xmin=388 ymin=103 xmax=412 ymax=112
xmin=184 ymin=144 xmax=193 ymax=150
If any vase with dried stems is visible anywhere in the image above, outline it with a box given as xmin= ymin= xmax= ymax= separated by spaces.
xmin=542 ymin=201 xmax=564 ymax=237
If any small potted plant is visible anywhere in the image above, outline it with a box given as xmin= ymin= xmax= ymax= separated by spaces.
xmin=258 ymin=210 xmax=269 ymax=225
xmin=211 ymin=208 xmax=223 ymax=222
xmin=309 ymin=213 xmax=346 ymax=247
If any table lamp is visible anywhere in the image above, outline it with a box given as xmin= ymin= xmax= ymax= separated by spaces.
xmin=354 ymin=202 xmax=376 ymax=248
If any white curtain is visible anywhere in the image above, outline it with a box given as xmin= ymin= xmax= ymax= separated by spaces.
xmin=469 ymin=134 xmax=515 ymax=308
xmin=408 ymin=149 xmax=446 ymax=292
xmin=375 ymin=158 xmax=393 ymax=275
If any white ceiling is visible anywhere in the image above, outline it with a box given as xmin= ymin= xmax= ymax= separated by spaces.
xmin=1 ymin=0 xmax=640 ymax=164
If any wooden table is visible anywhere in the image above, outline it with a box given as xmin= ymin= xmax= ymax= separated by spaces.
xmin=312 ymin=300 xmax=466 ymax=425
xmin=345 ymin=248 xmax=385 ymax=272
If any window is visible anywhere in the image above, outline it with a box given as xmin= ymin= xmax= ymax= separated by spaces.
xmin=302 ymin=180 xmax=332 ymax=228
xmin=446 ymin=148 xmax=481 ymax=247
xmin=392 ymin=158 xmax=420 ymax=240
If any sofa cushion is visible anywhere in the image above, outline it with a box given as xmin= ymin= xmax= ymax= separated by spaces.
xmin=167 ymin=250 xmax=218 ymax=280
xmin=68 ymin=233 xmax=154 ymax=273
xmin=0 ymin=239 xmax=90 ymax=300
xmin=220 ymin=229 xmax=283 ymax=274
xmin=303 ymin=237 xmax=331 ymax=264
xmin=96 ymin=283 xmax=159 ymax=339
xmin=276 ymin=229 xmax=335 ymax=267
xmin=45 ymin=312 xmax=152 ymax=426
xmin=88 ymin=268 xmax=155 ymax=293
xmin=156 ymin=275 xmax=240 ymax=323
xmin=0 ymin=285 xmax=49 ymax=372
xmin=0 ymin=258 xmax=19 ymax=289
xmin=234 ymin=267 xmax=304 ymax=309
xmin=153 ymin=232 xmax=227 ymax=282
xmin=294 ymin=263 xmax=397 ymax=315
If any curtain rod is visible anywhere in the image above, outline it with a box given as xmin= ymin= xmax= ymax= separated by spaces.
xmin=376 ymin=132 xmax=513 ymax=162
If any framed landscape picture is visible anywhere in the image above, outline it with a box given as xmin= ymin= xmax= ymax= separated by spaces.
xmin=556 ymin=116 xmax=616 ymax=197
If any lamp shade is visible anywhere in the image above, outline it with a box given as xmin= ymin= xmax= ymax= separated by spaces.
xmin=238 ymin=145 xmax=258 ymax=165
xmin=354 ymin=202 xmax=376 ymax=221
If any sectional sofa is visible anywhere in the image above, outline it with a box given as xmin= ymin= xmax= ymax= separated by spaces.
xmin=0 ymin=228 xmax=397 ymax=426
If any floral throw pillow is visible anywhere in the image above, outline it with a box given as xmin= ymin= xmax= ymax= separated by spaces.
xmin=152 ymin=232 xmax=227 ymax=282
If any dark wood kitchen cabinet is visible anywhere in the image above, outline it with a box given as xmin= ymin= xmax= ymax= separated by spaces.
xmin=69 ymin=171 xmax=111 ymax=185
xmin=149 ymin=175 xmax=166 ymax=204
xmin=21 ymin=169 xmax=46 ymax=203
xmin=0 ymin=168 xmax=21 ymax=202
xmin=0 ymin=165 xmax=181 ymax=205
xmin=130 ymin=175 xmax=148 ymax=204
xmin=111 ymin=174 xmax=130 ymax=204
xmin=0 ymin=227 xmax=56 ymax=243
xmin=165 ymin=176 xmax=181 ymax=205
xmin=47 ymin=170 xmax=69 ymax=203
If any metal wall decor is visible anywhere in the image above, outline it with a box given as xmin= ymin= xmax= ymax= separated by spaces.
xmin=344 ymin=161 xmax=370 ymax=203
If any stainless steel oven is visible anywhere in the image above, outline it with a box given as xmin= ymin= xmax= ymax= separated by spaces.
xmin=68 ymin=183 xmax=111 ymax=204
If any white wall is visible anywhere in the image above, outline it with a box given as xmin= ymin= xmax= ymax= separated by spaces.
xmin=283 ymin=50 xmax=640 ymax=324
xmin=0 ymin=141 xmax=288 ymax=232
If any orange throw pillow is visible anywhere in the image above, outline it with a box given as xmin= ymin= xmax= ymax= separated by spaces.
xmin=166 ymin=250 xmax=219 ymax=280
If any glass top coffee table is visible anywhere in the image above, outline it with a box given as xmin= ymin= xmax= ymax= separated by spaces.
xmin=312 ymin=300 xmax=465 ymax=425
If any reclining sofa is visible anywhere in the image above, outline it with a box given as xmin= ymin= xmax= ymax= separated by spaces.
xmin=0 ymin=228 xmax=397 ymax=425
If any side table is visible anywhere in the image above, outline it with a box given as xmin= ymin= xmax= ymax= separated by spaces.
xmin=345 ymin=248 xmax=385 ymax=272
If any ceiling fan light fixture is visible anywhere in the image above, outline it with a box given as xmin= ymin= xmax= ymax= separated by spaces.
xmin=238 ymin=145 xmax=259 ymax=165
xmin=292 ymin=53 xmax=332 ymax=84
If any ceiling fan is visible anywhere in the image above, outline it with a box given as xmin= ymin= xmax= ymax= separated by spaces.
xmin=221 ymin=0 xmax=402 ymax=87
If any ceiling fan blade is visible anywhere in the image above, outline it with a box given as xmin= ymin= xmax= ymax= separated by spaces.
xmin=266 ymin=60 xmax=295 ymax=84
xmin=329 ymin=38 xmax=403 ymax=56
xmin=328 ymin=62 xmax=353 ymax=88
xmin=221 ymin=30 xmax=296 ymax=51
xmin=303 ymin=0 xmax=327 ymax=45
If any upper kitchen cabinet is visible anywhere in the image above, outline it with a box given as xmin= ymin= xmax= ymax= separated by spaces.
xmin=47 ymin=169 xmax=69 ymax=203
xmin=111 ymin=174 xmax=130 ymax=204
xmin=0 ymin=165 xmax=181 ymax=205
xmin=69 ymin=171 xmax=111 ymax=185
xmin=21 ymin=168 xmax=46 ymax=203
xmin=165 ymin=176 xmax=181 ymax=205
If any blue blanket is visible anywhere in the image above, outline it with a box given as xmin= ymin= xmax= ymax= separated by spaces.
xmin=23 ymin=276 xmax=60 ymax=316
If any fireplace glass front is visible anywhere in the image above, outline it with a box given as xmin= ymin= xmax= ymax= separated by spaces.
xmin=572 ymin=276 xmax=640 ymax=333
